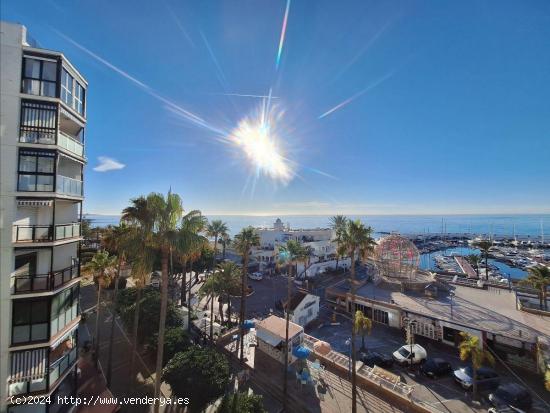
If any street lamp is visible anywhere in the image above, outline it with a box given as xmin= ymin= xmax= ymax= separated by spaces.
xmin=449 ymin=291 xmax=455 ymax=320
xmin=345 ymin=337 xmax=352 ymax=378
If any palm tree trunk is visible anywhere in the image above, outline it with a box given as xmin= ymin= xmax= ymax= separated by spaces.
xmin=219 ymin=297 xmax=224 ymax=325
xmin=540 ymin=287 xmax=545 ymax=310
xmin=153 ymin=250 xmax=169 ymax=412
xmin=106 ymin=260 xmax=121 ymax=386
xmin=350 ymin=274 xmax=360 ymax=404
xmin=187 ymin=261 xmax=193 ymax=334
xmin=239 ymin=255 xmax=248 ymax=363
xmin=283 ymin=262 xmax=292 ymax=412
xmin=94 ymin=278 xmax=102 ymax=368
xmin=180 ymin=259 xmax=187 ymax=307
xmin=222 ymin=243 xmax=226 ymax=260
xmin=227 ymin=293 xmax=232 ymax=327
xmin=361 ymin=334 xmax=365 ymax=351
xmin=473 ymin=368 xmax=478 ymax=401
xmin=210 ymin=292 xmax=215 ymax=342
xmin=130 ymin=287 xmax=142 ymax=386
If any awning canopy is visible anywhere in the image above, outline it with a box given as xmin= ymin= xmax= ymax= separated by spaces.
xmin=256 ymin=329 xmax=282 ymax=347
xmin=9 ymin=348 xmax=47 ymax=383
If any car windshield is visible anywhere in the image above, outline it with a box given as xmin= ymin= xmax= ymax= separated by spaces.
xmin=462 ymin=366 xmax=473 ymax=377
xmin=398 ymin=348 xmax=410 ymax=358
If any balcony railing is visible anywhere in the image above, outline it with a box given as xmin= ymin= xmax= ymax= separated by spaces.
xmin=12 ymin=263 xmax=80 ymax=294
xmin=58 ymin=132 xmax=84 ymax=157
xmin=14 ymin=223 xmax=81 ymax=243
xmin=56 ymin=175 xmax=82 ymax=196
xmin=19 ymin=125 xmax=56 ymax=145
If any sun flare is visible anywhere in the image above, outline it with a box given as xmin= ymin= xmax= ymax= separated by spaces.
xmin=229 ymin=104 xmax=294 ymax=184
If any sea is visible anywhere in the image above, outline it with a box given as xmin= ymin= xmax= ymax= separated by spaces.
xmin=84 ymin=213 xmax=547 ymax=280
xmin=84 ymin=213 xmax=548 ymax=239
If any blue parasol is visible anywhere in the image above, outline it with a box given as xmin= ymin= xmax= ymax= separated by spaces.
xmin=243 ymin=320 xmax=255 ymax=330
xmin=292 ymin=345 xmax=311 ymax=359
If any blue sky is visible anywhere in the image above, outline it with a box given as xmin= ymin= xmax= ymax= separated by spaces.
xmin=3 ymin=0 xmax=550 ymax=215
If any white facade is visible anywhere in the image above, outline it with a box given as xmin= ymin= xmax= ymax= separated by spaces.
xmin=1 ymin=22 xmax=86 ymax=412
xmin=287 ymin=293 xmax=320 ymax=327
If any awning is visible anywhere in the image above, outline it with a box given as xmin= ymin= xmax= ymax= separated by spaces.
xmin=18 ymin=200 xmax=53 ymax=207
xmin=9 ymin=348 xmax=47 ymax=383
xmin=256 ymin=329 xmax=282 ymax=347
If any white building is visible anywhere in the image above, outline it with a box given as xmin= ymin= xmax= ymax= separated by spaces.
xmin=1 ymin=22 xmax=87 ymax=412
xmin=284 ymin=291 xmax=320 ymax=327
xmin=255 ymin=315 xmax=304 ymax=364
xmin=252 ymin=218 xmax=336 ymax=272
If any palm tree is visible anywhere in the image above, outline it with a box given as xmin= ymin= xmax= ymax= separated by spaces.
xmin=520 ymin=265 xmax=550 ymax=310
xmin=329 ymin=215 xmax=347 ymax=271
xmin=124 ymin=191 xmax=184 ymax=409
xmin=337 ymin=219 xmax=375 ymax=413
xmin=198 ymin=273 xmax=221 ymax=341
xmin=458 ymin=332 xmax=495 ymax=400
xmin=83 ymin=250 xmax=117 ymax=367
xmin=206 ymin=220 xmax=229 ymax=265
xmin=277 ymin=240 xmax=306 ymax=411
xmin=354 ymin=310 xmax=372 ymax=352
xmin=466 ymin=254 xmax=482 ymax=278
xmin=474 ymin=240 xmax=492 ymax=280
xmin=216 ymin=261 xmax=241 ymax=326
xmin=233 ymin=227 xmax=260 ymax=363
xmin=178 ymin=211 xmax=208 ymax=309
xmin=220 ymin=233 xmax=231 ymax=260
xmin=101 ymin=223 xmax=131 ymax=387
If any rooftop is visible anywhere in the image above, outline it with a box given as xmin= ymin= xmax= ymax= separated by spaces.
xmin=347 ymin=282 xmax=550 ymax=343
xmin=257 ymin=315 xmax=303 ymax=339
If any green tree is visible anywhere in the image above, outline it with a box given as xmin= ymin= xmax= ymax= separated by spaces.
xmin=163 ymin=326 xmax=191 ymax=364
xmin=337 ymin=219 xmax=375 ymax=413
xmin=458 ymin=332 xmax=495 ymax=400
xmin=220 ymin=233 xmax=231 ymax=260
xmin=163 ymin=347 xmax=230 ymax=413
xmin=474 ymin=240 xmax=493 ymax=280
xmin=207 ymin=219 xmax=229 ymax=265
xmin=520 ymin=265 xmax=550 ymax=310
xmin=354 ymin=310 xmax=372 ymax=352
xmin=233 ymin=227 xmax=260 ymax=363
xmin=217 ymin=392 xmax=267 ymax=413
xmin=198 ymin=271 xmax=223 ymax=341
xmin=101 ymin=223 xmax=132 ymax=386
xmin=466 ymin=254 xmax=482 ymax=278
xmin=216 ymin=261 xmax=241 ymax=326
xmin=277 ymin=239 xmax=306 ymax=411
xmin=329 ymin=215 xmax=348 ymax=271
xmin=83 ymin=250 xmax=117 ymax=367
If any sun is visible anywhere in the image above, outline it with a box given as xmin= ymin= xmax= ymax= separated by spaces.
xmin=229 ymin=103 xmax=294 ymax=184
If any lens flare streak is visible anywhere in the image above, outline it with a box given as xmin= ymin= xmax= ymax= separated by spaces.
xmin=319 ymin=71 xmax=395 ymax=119
xmin=276 ymin=0 xmax=291 ymax=70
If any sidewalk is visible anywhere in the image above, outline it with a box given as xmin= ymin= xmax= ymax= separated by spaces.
xmin=76 ymin=355 xmax=118 ymax=413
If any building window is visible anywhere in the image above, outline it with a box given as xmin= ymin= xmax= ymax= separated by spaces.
xmin=373 ymin=309 xmax=389 ymax=325
xmin=61 ymin=68 xmax=85 ymax=115
xmin=12 ymin=300 xmax=49 ymax=344
xmin=50 ymin=285 xmax=80 ymax=336
xmin=17 ymin=150 xmax=55 ymax=192
xmin=21 ymin=57 xmax=57 ymax=97
xmin=19 ymin=100 xmax=57 ymax=144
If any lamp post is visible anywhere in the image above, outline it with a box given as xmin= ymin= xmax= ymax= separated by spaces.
xmin=345 ymin=337 xmax=352 ymax=378
xmin=449 ymin=291 xmax=455 ymax=320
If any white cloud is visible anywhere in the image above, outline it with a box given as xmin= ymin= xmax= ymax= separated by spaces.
xmin=93 ymin=156 xmax=126 ymax=172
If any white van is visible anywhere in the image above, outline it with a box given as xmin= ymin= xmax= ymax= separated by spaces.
xmin=392 ymin=344 xmax=427 ymax=365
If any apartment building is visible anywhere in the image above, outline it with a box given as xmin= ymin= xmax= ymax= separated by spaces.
xmin=1 ymin=22 xmax=86 ymax=412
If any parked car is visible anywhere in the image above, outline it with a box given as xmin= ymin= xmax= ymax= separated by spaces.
xmin=392 ymin=344 xmax=427 ymax=365
xmin=453 ymin=366 xmax=499 ymax=391
xmin=248 ymin=272 xmax=263 ymax=281
xmin=489 ymin=383 xmax=532 ymax=411
xmin=359 ymin=351 xmax=394 ymax=369
xmin=420 ymin=358 xmax=452 ymax=378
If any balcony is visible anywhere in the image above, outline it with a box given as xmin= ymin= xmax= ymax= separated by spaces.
xmin=56 ymin=175 xmax=82 ymax=197
xmin=14 ymin=223 xmax=80 ymax=243
xmin=12 ymin=263 xmax=80 ymax=295
xmin=57 ymin=132 xmax=84 ymax=157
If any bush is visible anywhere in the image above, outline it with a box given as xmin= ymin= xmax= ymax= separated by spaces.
xmin=163 ymin=326 xmax=191 ymax=364
xmin=163 ymin=347 xmax=230 ymax=412
xmin=116 ymin=287 xmax=183 ymax=344
xmin=217 ymin=392 xmax=267 ymax=413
